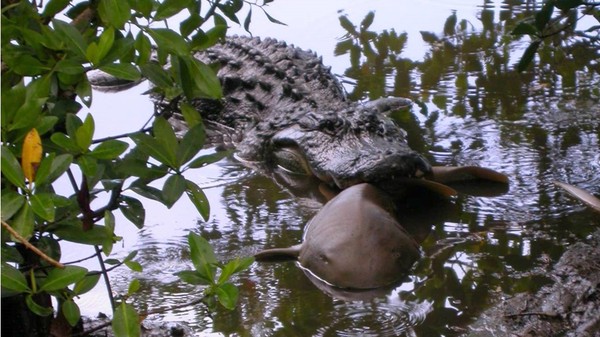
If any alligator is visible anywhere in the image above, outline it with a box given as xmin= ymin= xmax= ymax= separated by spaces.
xmin=93 ymin=36 xmax=507 ymax=192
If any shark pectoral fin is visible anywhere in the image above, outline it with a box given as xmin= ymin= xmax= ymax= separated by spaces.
xmin=254 ymin=244 xmax=302 ymax=262
xmin=431 ymin=166 xmax=509 ymax=184
xmin=394 ymin=177 xmax=458 ymax=198
xmin=554 ymin=181 xmax=600 ymax=213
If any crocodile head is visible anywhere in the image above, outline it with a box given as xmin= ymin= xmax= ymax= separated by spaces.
xmin=237 ymin=104 xmax=432 ymax=190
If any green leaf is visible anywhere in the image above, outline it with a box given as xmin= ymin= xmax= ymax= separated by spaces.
xmin=10 ymin=98 xmax=46 ymax=131
xmin=187 ymin=233 xmax=217 ymax=282
xmin=360 ymin=11 xmax=375 ymax=30
xmin=73 ymin=274 xmax=101 ymax=295
xmin=35 ymin=153 xmax=73 ymax=187
xmin=162 ymin=174 xmax=187 ymax=208
xmin=135 ymin=32 xmax=152 ymax=65
xmin=179 ymin=102 xmax=202 ymax=129
xmin=339 ymin=15 xmax=357 ymax=35
xmin=130 ymin=132 xmax=175 ymax=167
xmin=77 ymin=155 xmax=98 ymax=178
xmin=96 ymin=27 xmax=116 ymax=64
xmin=55 ymin=59 xmax=85 ymax=75
xmin=87 ymin=27 xmax=116 ymax=66
xmin=555 ymin=0 xmax=582 ymax=11
xmin=147 ymin=28 xmax=190 ymax=55
xmin=26 ymin=294 xmax=54 ymax=316
xmin=1 ymin=146 xmax=26 ymax=189
xmin=154 ymin=0 xmax=191 ymax=20
xmin=517 ymin=40 xmax=541 ymax=72
xmin=42 ymin=0 xmax=71 ymax=18
xmin=119 ymin=196 xmax=145 ymax=228
xmin=175 ymin=270 xmax=211 ymax=285
xmin=53 ymin=223 xmax=115 ymax=245
xmin=35 ymin=116 xmax=59 ymax=136
xmin=40 ymin=266 xmax=87 ymax=292
xmin=217 ymin=256 xmax=254 ymax=285
xmin=11 ymin=202 xmax=34 ymax=242
xmin=127 ymin=279 xmax=140 ymax=295
xmin=186 ymin=151 xmax=230 ymax=169
xmin=263 ymin=9 xmax=286 ymax=25
xmin=511 ymin=21 xmax=538 ymax=36
xmin=103 ymin=210 xmax=115 ymax=256
xmin=191 ymin=25 xmax=227 ymax=50
xmin=104 ymin=259 xmax=120 ymax=265
xmin=153 ymin=117 xmax=178 ymax=167
xmin=98 ymin=0 xmax=131 ymax=29
xmin=130 ymin=184 xmax=164 ymax=203
xmin=2 ymin=82 xmax=26 ymax=130
xmin=63 ymin=110 xmax=82 ymax=135
xmin=535 ymin=2 xmax=555 ymax=31
xmin=176 ymin=56 xmax=222 ymax=100
xmin=1 ymin=190 xmax=25 ymax=221
xmin=52 ymin=19 xmax=87 ymax=59
xmin=1 ymin=262 xmax=31 ymax=293
xmin=334 ymin=38 xmax=354 ymax=56
xmin=118 ymin=159 xmax=168 ymax=180
xmin=130 ymin=0 xmax=153 ymax=18
xmin=75 ymin=114 xmax=95 ymax=151
xmin=216 ymin=282 xmax=239 ymax=310
xmin=30 ymin=193 xmax=56 ymax=222
xmin=102 ymin=35 xmax=135 ymax=64
xmin=123 ymin=250 xmax=139 ymax=263
xmin=180 ymin=13 xmax=204 ymax=37
xmin=112 ymin=302 xmax=140 ymax=337
xmin=185 ymin=180 xmax=210 ymax=221
xmin=61 ymin=299 xmax=81 ymax=327
xmin=124 ymin=260 xmax=143 ymax=272
xmin=176 ymin=123 xmax=205 ymax=167
xmin=8 ymin=55 xmax=48 ymax=76
xmin=99 ymin=63 xmax=141 ymax=82
xmin=51 ymin=133 xmax=80 ymax=153
xmin=1 ymin=245 xmax=24 ymax=264
xmin=140 ymin=63 xmax=173 ymax=88
xmin=89 ymin=140 xmax=129 ymax=159
xmin=37 ymin=236 xmax=62 ymax=267
xmin=243 ymin=8 xmax=252 ymax=33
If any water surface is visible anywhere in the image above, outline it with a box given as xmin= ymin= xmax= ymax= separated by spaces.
xmin=72 ymin=1 xmax=599 ymax=336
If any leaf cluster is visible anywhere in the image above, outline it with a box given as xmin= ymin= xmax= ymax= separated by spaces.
xmin=510 ymin=0 xmax=600 ymax=71
xmin=1 ymin=0 xmax=281 ymax=334
xmin=175 ymin=233 xmax=254 ymax=310
xmin=335 ymin=12 xmax=411 ymax=100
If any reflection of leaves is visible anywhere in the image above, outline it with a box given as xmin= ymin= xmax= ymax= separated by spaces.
xmin=336 ymin=12 xmax=412 ymax=100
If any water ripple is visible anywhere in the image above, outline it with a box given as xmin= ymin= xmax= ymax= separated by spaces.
xmin=315 ymin=299 xmax=431 ymax=337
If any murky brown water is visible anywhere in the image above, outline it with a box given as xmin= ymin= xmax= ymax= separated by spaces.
xmin=71 ymin=1 xmax=599 ymax=336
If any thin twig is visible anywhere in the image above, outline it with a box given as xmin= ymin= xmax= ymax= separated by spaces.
xmin=94 ymin=245 xmax=116 ymax=312
xmin=91 ymin=127 xmax=152 ymax=144
xmin=62 ymin=251 xmax=101 ymax=265
xmin=1 ymin=220 xmax=65 ymax=269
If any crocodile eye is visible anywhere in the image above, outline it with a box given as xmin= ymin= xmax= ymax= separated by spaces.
xmin=272 ymin=147 xmax=311 ymax=175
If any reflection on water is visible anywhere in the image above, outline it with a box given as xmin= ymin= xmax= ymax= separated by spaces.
xmin=85 ymin=1 xmax=599 ymax=336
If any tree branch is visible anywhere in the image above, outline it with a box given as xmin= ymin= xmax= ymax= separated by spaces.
xmin=2 ymin=220 xmax=65 ymax=269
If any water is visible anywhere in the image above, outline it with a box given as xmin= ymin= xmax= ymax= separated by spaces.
xmin=71 ymin=1 xmax=600 ymax=335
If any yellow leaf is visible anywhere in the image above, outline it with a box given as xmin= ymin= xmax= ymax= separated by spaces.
xmin=22 ymin=128 xmax=42 ymax=186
